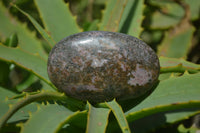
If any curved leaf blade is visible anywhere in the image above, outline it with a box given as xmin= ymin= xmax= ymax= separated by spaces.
xmin=126 ymin=73 xmax=200 ymax=122
xmin=160 ymin=56 xmax=200 ymax=73
xmin=0 ymin=90 xmax=85 ymax=129
xmin=119 ymin=0 xmax=145 ymax=37
xmin=0 ymin=2 xmax=47 ymax=59
xmin=34 ymin=0 xmax=82 ymax=43
xmin=130 ymin=109 xmax=200 ymax=133
xmin=106 ymin=100 xmax=131 ymax=133
xmin=13 ymin=5 xmax=55 ymax=47
xmin=0 ymin=44 xmax=55 ymax=89
xmin=86 ymin=103 xmax=111 ymax=133
xmin=158 ymin=25 xmax=195 ymax=59
xmin=0 ymin=87 xmax=16 ymax=120
xmin=99 ymin=0 xmax=128 ymax=32
xmin=150 ymin=0 xmax=200 ymax=21
xmin=0 ymin=87 xmax=37 ymax=125
xmin=148 ymin=0 xmax=184 ymax=29
xmin=21 ymin=104 xmax=79 ymax=133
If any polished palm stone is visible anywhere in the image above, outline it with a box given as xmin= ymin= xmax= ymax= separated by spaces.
xmin=47 ymin=31 xmax=160 ymax=103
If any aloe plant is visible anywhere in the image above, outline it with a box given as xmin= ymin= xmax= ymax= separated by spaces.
xmin=0 ymin=0 xmax=200 ymax=133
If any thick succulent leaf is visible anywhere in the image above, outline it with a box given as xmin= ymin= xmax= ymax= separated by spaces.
xmin=130 ymin=109 xmax=200 ymax=133
xmin=0 ymin=87 xmax=16 ymax=119
xmin=158 ymin=73 xmax=181 ymax=81
xmin=99 ymin=0 xmax=128 ymax=32
xmin=0 ymin=90 xmax=85 ymax=130
xmin=126 ymin=72 xmax=200 ymax=122
xmin=4 ymin=33 xmax=18 ymax=47
xmin=16 ymin=74 xmax=38 ymax=92
xmin=67 ymin=110 xmax=87 ymax=130
xmin=0 ymin=2 xmax=47 ymax=59
xmin=0 ymin=87 xmax=37 ymax=124
xmin=178 ymin=124 xmax=199 ymax=133
xmin=13 ymin=5 xmax=55 ymax=47
xmin=0 ymin=44 xmax=55 ymax=90
xmin=159 ymin=56 xmax=200 ymax=73
xmin=86 ymin=103 xmax=111 ymax=133
xmin=119 ymin=0 xmax=145 ymax=37
xmin=148 ymin=0 xmax=184 ymax=29
xmin=149 ymin=0 xmax=200 ymax=21
xmin=21 ymin=104 xmax=80 ymax=133
xmin=34 ymin=0 xmax=82 ymax=43
xmin=158 ymin=25 xmax=195 ymax=59
xmin=106 ymin=100 xmax=131 ymax=133
xmin=8 ymin=103 xmax=37 ymax=124
xmin=86 ymin=20 xmax=99 ymax=31
xmin=184 ymin=0 xmax=200 ymax=20
xmin=59 ymin=111 xmax=87 ymax=132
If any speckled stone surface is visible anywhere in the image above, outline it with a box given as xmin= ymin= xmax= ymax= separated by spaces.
xmin=47 ymin=31 xmax=160 ymax=103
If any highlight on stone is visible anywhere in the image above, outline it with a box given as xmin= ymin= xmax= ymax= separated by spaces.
xmin=47 ymin=31 xmax=160 ymax=103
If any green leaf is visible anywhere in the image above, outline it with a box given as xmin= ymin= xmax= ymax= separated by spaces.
xmin=4 ymin=33 xmax=18 ymax=47
xmin=86 ymin=103 xmax=111 ymax=133
xmin=0 ymin=44 xmax=55 ymax=89
xmin=0 ymin=87 xmax=37 ymax=124
xmin=130 ymin=109 xmax=200 ymax=133
xmin=16 ymin=74 xmax=38 ymax=92
xmin=0 ymin=87 xmax=16 ymax=120
xmin=119 ymin=0 xmax=145 ymax=37
xmin=0 ymin=90 xmax=85 ymax=129
xmin=99 ymin=0 xmax=128 ymax=32
xmin=106 ymin=100 xmax=131 ymax=133
xmin=185 ymin=0 xmax=200 ymax=20
xmin=178 ymin=124 xmax=199 ymax=133
xmin=149 ymin=0 xmax=200 ymax=21
xmin=21 ymin=104 xmax=80 ymax=133
xmin=158 ymin=25 xmax=195 ymax=59
xmin=85 ymin=20 xmax=99 ymax=31
xmin=159 ymin=56 xmax=200 ymax=73
xmin=13 ymin=4 xmax=55 ymax=47
xmin=126 ymin=72 xmax=200 ymax=122
xmin=148 ymin=0 xmax=184 ymax=29
xmin=0 ymin=2 xmax=47 ymax=59
xmin=8 ymin=103 xmax=37 ymax=124
xmin=159 ymin=73 xmax=180 ymax=81
xmin=67 ymin=110 xmax=87 ymax=129
xmin=34 ymin=0 xmax=82 ymax=43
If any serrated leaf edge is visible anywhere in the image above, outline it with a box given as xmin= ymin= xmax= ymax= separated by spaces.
xmin=126 ymin=100 xmax=200 ymax=123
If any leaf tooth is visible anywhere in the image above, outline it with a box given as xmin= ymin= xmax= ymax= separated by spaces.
xmin=46 ymin=101 xmax=50 ymax=105
xmin=28 ymin=111 xmax=32 ymax=117
xmin=36 ymin=104 xmax=41 ymax=111
xmin=24 ymin=92 xmax=29 ymax=98
xmin=183 ymin=70 xmax=190 ymax=75
xmin=65 ymin=2 xmax=82 ymax=32
xmin=8 ymin=104 xmax=13 ymax=109
xmin=61 ymin=92 xmax=65 ymax=96
xmin=16 ymin=122 xmax=24 ymax=129
xmin=138 ymin=2 xmax=146 ymax=38
xmin=53 ymin=101 xmax=57 ymax=104
xmin=97 ymin=1 xmax=108 ymax=30
xmin=5 ymin=96 xmax=9 ymax=101
xmin=169 ymin=73 xmax=175 ymax=78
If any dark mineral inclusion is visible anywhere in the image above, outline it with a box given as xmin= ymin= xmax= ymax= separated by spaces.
xmin=48 ymin=31 xmax=160 ymax=103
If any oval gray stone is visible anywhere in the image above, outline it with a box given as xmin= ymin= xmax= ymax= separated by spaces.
xmin=47 ymin=31 xmax=160 ymax=103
